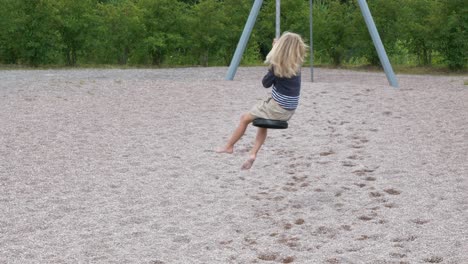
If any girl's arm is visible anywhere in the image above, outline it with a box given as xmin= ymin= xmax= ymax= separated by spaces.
xmin=262 ymin=69 xmax=275 ymax=88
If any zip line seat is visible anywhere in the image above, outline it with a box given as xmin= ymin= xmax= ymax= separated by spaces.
xmin=252 ymin=118 xmax=288 ymax=129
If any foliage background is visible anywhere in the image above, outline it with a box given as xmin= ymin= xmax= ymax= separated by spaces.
xmin=0 ymin=0 xmax=466 ymax=70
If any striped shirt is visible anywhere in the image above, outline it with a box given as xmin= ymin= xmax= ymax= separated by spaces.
xmin=272 ymin=86 xmax=299 ymax=110
xmin=262 ymin=68 xmax=301 ymax=110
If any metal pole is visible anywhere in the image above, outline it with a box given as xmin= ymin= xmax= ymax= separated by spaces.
xmin=356 ymin=0 xmax=398 ymax=88
xmin=225 ymin=0 xmax=264 ymax=80
xmin=276 ymin=0 xmax=281 ymax=39
xmin=309 ymin=0 xmax=314 ymax=82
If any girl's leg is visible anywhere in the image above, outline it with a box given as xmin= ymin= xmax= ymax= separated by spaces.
xmin=241 ymin=127 xmax=268 ymax=170
xmin=216 ymin=113 xmax=255 ymax=153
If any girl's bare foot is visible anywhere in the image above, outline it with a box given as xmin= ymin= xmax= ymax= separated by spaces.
xmin=215 ymin=146 xmax=233 ymax=154
xmin=241 ymin=155 xmax=256 ymax=170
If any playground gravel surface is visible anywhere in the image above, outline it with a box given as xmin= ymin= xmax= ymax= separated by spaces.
xmin=0 ymin=67 xmax=467 ymax=263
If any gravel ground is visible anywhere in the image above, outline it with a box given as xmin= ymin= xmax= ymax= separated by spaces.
xmin=1 ymin=67 xmax=467 ymax=263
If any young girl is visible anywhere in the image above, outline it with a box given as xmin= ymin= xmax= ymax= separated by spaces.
xmin=217 ymin=32 xmax=307 ymax=170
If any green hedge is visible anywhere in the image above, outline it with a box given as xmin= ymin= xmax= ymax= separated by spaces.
xmin=0 ymin=0 xmax=466 ymax=70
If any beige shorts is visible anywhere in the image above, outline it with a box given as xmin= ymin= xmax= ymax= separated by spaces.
xmin=250 ymin=96 xmax=295 ymax=121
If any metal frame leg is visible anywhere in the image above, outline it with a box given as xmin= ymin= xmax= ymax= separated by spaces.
xmin=225 ymin=0 xmax=264 ymax=80
xmin=309 ymin=0 xmax=314 ymax=82
xmin=357 ymin=0 xmax=399 ymax=87
xmin=276 ymin=0 xmax=281 ymax=39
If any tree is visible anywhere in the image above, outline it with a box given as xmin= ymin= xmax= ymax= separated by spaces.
xmin=189 ymin=0 xmax=225 ymax=66
xmin=0 ymin=0 xmax=465 ymax=70
xmin=177 ymin=0 xmax=199 ymax=5
xmin=0 ymin=0 xmax=62 ymax=66
xmin=0 ymin=0 xmax=22 ymax=63
xmin=137 ymin=0 xmax=188 ymax=65
xmin=351 ymin=0 xmax=402 ymax=66
xmin=400 ymin=0 xmax=439 ymax=66
xmin=95 ymin=0 xmax=146 ymax=64
xmin=435 ymin=0 xmax=467 ymax=70
xmin=218 ymin=0 xmax=261 ymax=65
xmin=314 ymin=0 xmax=354 ymax=66
xmin=56 ymin=0 xmax=97 ymax=66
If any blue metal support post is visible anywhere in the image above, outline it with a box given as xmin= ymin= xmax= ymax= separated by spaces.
xmin=309 ymin=0 xmax=314 ymax=82
xmin=225 ymin=0 xmax=264 ymax=80
xmin=276 ymin=0 xmax=280 ymax=39
xmin=357 ymin=0 xmax=399 ymax=87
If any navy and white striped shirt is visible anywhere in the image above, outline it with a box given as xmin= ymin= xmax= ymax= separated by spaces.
xmin=262 ymin=68 xmax=301 ymax=110
xmin=272 ymin=86 xmax=299 ymax=110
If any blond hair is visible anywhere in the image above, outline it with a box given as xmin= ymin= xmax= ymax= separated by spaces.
xmin=265 ymin=32 xmax=307 ymax=78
